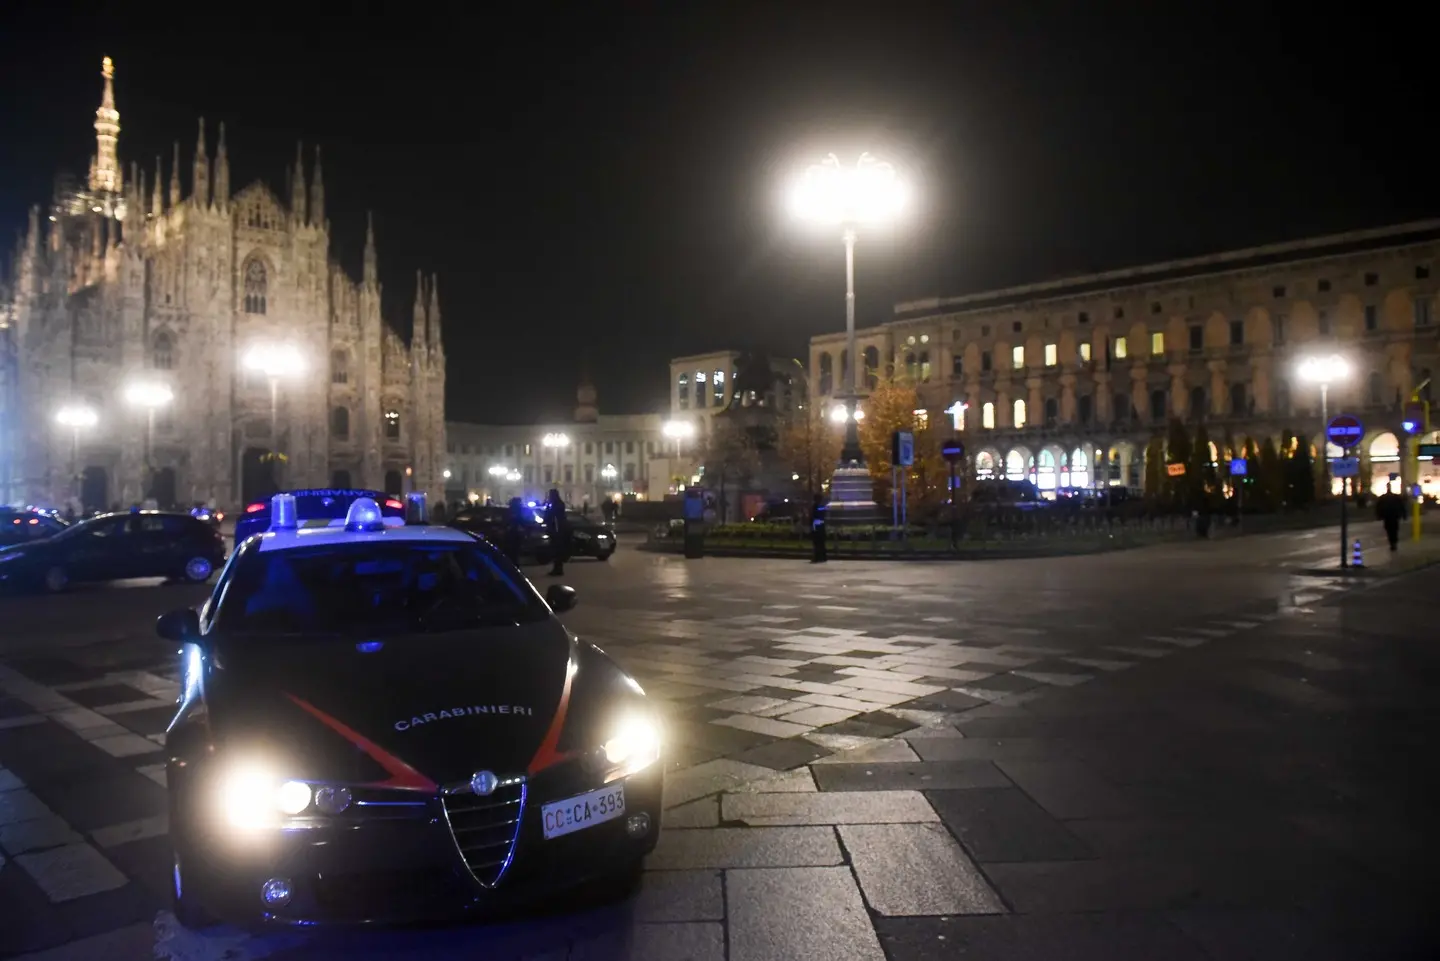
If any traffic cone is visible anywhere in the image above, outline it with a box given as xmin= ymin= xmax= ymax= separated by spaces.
xmin=1351 ymin=539 xmax=1363 ymax=568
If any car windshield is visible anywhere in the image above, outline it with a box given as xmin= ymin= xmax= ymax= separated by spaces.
xmin=217 ymin=541 xmax=548 ymax=637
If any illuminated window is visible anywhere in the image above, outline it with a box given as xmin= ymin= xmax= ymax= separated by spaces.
xmin=713 ymin=369 xmax=725 ymax=405
xmin=243 ymin=258 xmax=267 ymax=314
xmin=1114 ymin=336 xmax=1128 ymax=359
xmin=384 ymin=409 xmax=400 ymax=440
xmin=1012 ymin=346 xmax=1025 ymax=369
xmin=1150 ymin=332 xmax=1164 ymax=355
xmin=913 ymin=409 xmax=929 ymax=430
xmin=1013 ymin=399 xmax=1027 ymax=429
xmin=1044 ymin=343 xmax=1057 ymax=366
xmin=677 ymin=373 xmax=689 ymax=409
xmin=1079 ymin=342 xmax=1091 ymax=363
xmin=982 ymin=402 xmax=995 ymax=429
xmin=694 ymin=371 xmax=706 ymax=408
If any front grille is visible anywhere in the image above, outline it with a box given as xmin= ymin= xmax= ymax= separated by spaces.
xmin=441 ymin=779 xmax=526 ymax=887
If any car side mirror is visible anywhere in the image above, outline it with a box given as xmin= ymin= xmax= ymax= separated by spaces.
xmin=156 ymin=608 xmax=201 ymax=643
xmin=545 ymin=584 xmax=578 ymax=613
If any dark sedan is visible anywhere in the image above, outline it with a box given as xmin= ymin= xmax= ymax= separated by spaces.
xmin=159 ymin=507 xmax=661 ymax=928
xmin=0 ymin=510 xmax=226 ymax=593
xmin=448 ymin=504 xmax=552 ymax=563
xmin=0 ymin=508 xmax=68 ymax=548
xmin=565 ymin=511 xmax=616 ymax=560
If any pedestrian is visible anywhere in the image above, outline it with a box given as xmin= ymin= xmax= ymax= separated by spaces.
xmin=544 ymin=488 xmax=570 ymax=576
xmin=504 ymin=496 xmax=526 ymax=565
xmin=1376 ymin=483 xmax=1406 ymax=551
xmin=810 ymin=493 xmax=828 ymax=563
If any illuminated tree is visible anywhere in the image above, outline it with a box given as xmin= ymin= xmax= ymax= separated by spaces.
xmin=856 ymin=375 xmax=945 ymax=517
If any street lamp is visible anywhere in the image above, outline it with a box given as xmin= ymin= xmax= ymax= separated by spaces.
xmin=124 ymin=381 xmax=173 ymax=498
xmin=601 ymin=463 xmax=618 ymax=483
xmin=829 ymin=404 xmax=864 ymax=424
xmin=541 ymin=432 xmax=570 ymax=487
xmin=243 ymin=343 xmax=305 ymax=486
xmin=1296 ymin=354 xmax=1352 ymax=489
xmin=56 ymin=404 xmax=98 ymax=504
xmin=789 ymin=152 xmax=905 ymax=520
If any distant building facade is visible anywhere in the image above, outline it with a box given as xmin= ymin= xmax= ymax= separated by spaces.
xmin=808 ymin=221 xmax=1440 ymax=499
xmin=0 ymin=58 xmax=446 ymax=509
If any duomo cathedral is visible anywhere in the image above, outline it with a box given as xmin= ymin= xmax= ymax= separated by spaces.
xmin=0 ymin=58 xmax=447 ymax=509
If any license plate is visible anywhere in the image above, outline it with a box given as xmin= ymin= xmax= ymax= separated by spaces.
xmin=541 ymin=784 xmax=626 ymax=840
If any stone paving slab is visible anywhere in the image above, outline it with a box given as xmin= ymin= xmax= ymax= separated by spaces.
xmin=728 ymin=866 xmax=885 ymax=961
xmin=645 ymin=826 xmax=844 ymax=869
xmin=839 ymin=823 xmax=1006 ymax=916
xmin=875 ymin=912 xmax=1212 ymax=961
xmin=811 ymin=760 xmax=1012 ymax=792
xmin=925 ymin=787 xmax=1094 ymax=863
xmin=721 ymin=790 xmax=938 ymax=826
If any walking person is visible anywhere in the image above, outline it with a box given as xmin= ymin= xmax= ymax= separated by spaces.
xmin=810 ymin=493 xmax=828 ymax=564
xmin=503 ymin=496 xmax=527 ymax=565
xmin=1376 ymin=483 xmax=1406 ymax=552
xmin=544 ymin=488 xmax=571 ymax=576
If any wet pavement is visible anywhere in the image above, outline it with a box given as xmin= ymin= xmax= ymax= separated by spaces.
xmin=0 ymin=525 xmax=1436 ymax=959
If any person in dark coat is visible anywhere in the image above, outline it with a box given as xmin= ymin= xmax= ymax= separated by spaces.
xmin=544 ymin=489 xmax=570 ymax=576
xmin=503 ymin=497 xmax=527 ymax=565
xmin=809 ymin=494 xmax=828 ymax=563
xmin=1376 ymin=484 xmax=1406 ymax=551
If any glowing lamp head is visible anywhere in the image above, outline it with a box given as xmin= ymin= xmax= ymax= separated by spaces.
xmin=56 ymin=405 xmax=98 ymax=429
xmin=789 ymin=152 xmax=907 ymax=227
xmin=343 ymin=497 xmax=384 ymax=532
xmin=1296 ymin=355 xmax=1351 ymax=385
xmin=269 ymin=494 xmax=298 ymax=531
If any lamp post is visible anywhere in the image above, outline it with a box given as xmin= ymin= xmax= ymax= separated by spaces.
xmin=542 ymin=432 xmax=570 ymax=488
xmin=55 ymin=404 xmax=98 ymax=505
xmin=1296 ymin=354 xmax=1351 ymax=494
xmin=663 ymin=420 xmax=694 ymax=492
xmin=789 ymin=152 xmax=906 ymax=522
xmin=124 ymin=381 xmax=173 ymax=501
xmin=242 ymin=344 xmax=304 ymax=489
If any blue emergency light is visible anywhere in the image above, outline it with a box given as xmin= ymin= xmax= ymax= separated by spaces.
xmin=269 ymin=493 xmax=298 ymax=531
xmin=344 ymin=497 xmax=386 ymax=532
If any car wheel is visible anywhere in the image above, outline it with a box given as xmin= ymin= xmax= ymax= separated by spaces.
xmin=41 ymin=565 xmax=68 ymax=593
xmin=597 ymin=549 xmax=614 ymax=562
xmin=181 ymin=556 xmax=214 ymax=583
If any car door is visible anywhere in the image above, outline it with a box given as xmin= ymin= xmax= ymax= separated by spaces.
xmin=62 ymin=515 xmax=132 ymax=582
xmin=133 ymin=514 xmax=192 ymax=577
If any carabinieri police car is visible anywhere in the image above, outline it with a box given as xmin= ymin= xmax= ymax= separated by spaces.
xmin=158 ymin=492 xmax=662 ymax=927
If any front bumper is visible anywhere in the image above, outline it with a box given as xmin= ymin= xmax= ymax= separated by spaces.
xmin=177 ymin=762 xmax=663 ymax=926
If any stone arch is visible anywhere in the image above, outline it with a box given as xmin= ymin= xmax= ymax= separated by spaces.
xmin=1003 ymin=447 xmax=1031 ymax=481
xmin=974 ymin=448 xmax=1000 ymax=479
xmin=1035 ymin=444 xmax=1065 ymax=491
xmin=1070 ymin=446 xmax=1092 ymax=488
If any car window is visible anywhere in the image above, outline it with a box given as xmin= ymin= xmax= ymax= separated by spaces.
xmin=216 ymin=541 xmax=548 ymax=637
xmin=56 ymin=515 xmax=128 ymax=539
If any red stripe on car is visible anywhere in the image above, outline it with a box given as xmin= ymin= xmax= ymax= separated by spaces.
xmin=527 ymin=658 xmax=578 ymax=775
xmin=283 ymin=693 xmax=437 ymax=792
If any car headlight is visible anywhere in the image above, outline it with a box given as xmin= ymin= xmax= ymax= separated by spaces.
xmin=601 ymin=715 xmax=661 ymax=778
xmin=215 ymin=762 xmax=350 ymax=829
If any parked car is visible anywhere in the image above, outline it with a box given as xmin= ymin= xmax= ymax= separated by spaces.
xmin=566 ymin=510 xmax=616 ymax=560
xmin=968 ymin=479 xmax=1048 ymax=510
xmin=0 ymin=508 xmax=69 ymax=548
xmin=449 ymin=504 xmax=552 ymax=562
xmin=0 ymin=510 xmax=226 ymax=593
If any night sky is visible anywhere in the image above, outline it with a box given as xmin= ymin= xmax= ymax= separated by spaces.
xmin=2 ymin=5 xmax=1435 ymax=424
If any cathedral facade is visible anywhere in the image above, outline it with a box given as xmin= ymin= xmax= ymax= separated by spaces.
xmin=0 ymin=58 xmax=447 ymax=510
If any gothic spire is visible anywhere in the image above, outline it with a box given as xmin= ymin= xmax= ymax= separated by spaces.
xmin=412 ymin=270 xmax=428 ymax=350
xmin=90 ymin=57 xmax=121 ymax=195
xmin=193 ymin=117 xmax=210 ymax=209
xmin=427 ymin=273 xmax=442 ymax=353
xmin=213 ymin=122 xmax=229 ymax=207
xmin=363 ymin=211 xmax=377 ymax=286
xmin=151 ymin=155 xmax=163 ymax=215
xmin=309 ymin=146 xmax=324 ymax=226
xmin=290 ymin=140 xmax=307 ymax=222
xmin=168 ymin=141 xmax=181 ymax=208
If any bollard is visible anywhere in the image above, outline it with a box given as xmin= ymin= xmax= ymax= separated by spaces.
xmin=1351 ymin=539 xmax=1363 ymax=568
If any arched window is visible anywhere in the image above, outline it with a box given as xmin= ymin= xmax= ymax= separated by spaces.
xmin=1037 ymin=449 xmax=1057 ymax=490
xmin=918 ymin=351 xmax=931 ymax=381
xmin=152 ymin=331 xmax=174 ymax=370
xmin=331 ymin=349 xmax=349 ymax=385
xmin=243 ymin=258 xmax=268 ymax=314
xmin=863 ymin=346 xmax=879 ymax=389
xmin=981 ymin=402 xmax=995 ymax=429
xmin=1013 ymin=399 xmax=1027 ymax=429
xmin=1005 ymin=450 xmax=1025 ymax=480
xmin=677 ymin=372 xmax=690 ymax=410
xmin=975 ymin=451 xmax=996 ymax=478
xmin=330 ymin=406 xmax=350 ymax=440
xmin=1070 ymin=448 xmax=1090 ymax=489
xmin=904 ymin=352 xmax=918 ymax=381
xmin=1230 ymin=383 xmax=1247 ymax=414
xmin=1189 ymin=386 xmax=1207 ymax=418
xmin=818 ymin=354 xmax=833 ymax=395
xmin=384 ymin=409 xmax=401 ymax=440
xmin=1043 ymin=397 xmax=1058 ymax=426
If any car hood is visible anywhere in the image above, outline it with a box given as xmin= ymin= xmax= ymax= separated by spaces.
xmin=206 ymin=619 xmax=576 ymax=788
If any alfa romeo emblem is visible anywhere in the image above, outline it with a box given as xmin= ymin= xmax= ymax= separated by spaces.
xmin=470 ymin=770 xmax=499 ymax=796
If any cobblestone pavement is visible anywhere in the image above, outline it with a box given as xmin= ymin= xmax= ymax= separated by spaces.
xmin=0 ymin=525 xmax=1435 ymax=959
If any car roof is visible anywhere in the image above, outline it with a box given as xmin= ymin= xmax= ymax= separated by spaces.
xmin=256 ymin=523 xmax=477 ymax=553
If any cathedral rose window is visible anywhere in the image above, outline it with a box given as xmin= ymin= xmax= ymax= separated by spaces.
xmin=243 ymin=258 xmax=268 ymax=314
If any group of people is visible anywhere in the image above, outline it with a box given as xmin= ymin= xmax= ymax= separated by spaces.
xmin=500 ymin=489 xmax=574 ymax=576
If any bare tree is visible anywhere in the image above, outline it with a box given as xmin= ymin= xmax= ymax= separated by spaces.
xmin=698 ymin=420 xmax=761 ymax=523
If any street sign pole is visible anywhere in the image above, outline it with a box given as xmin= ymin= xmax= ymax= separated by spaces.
xmin=1326 ymin=414 xmax=1364 ymax=570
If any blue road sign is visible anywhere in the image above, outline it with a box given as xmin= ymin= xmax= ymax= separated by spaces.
xmin=1325 ymin=414 xmax=1363 ymax=449
xmin=1229 ymin=458 xmax=1247 ymax=476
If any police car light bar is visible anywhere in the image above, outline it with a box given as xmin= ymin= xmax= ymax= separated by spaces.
xmin=344 ymin=497 xmax=386 ymax=532
xmin=269 ymin=493 xmax=298 ymax=531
